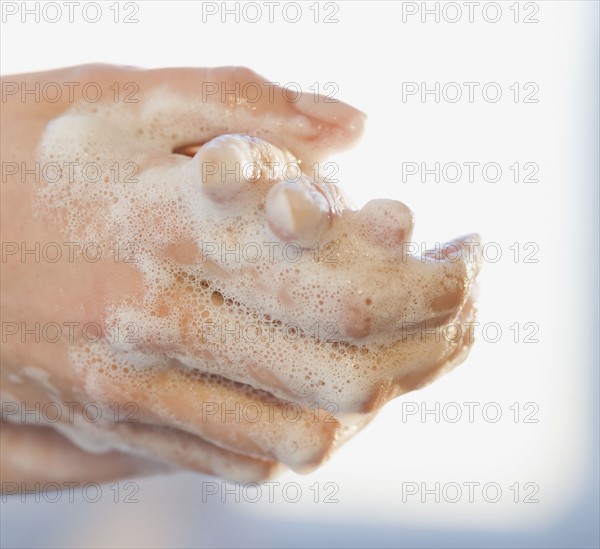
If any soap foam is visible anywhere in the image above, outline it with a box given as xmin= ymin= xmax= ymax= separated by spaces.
xmin=34 ymin=87 xmax=479 ymax=472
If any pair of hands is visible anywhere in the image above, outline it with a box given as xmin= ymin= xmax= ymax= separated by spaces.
xmin=1 ymin=65 xmax=480 ymax=487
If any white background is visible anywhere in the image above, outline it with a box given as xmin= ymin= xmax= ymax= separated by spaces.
xmin=1 ymin=1 xmax=598 ymax=548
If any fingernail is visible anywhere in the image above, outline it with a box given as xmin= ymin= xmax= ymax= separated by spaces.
xmin=265 ymin=177 xmax=331 ymax=248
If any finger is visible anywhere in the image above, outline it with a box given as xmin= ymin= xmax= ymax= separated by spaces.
xmin=178 ymin=224 xmax=479 ymax=346
xmin=191 ymin=133 xmax=296 ymax=203
xmin=110 ymin=242 xmax=478 ymax=414
xmin=265 ymin=176 xmax=345 ymax=248
xmin=0 ymin=422 xmax=162 ymax=489
xmin=46 ymin=64 xmax=366 ymax=165
xmin=163 ymin=186 xmax=478 ymax=344
xmin=362 ymin=288 xmax=479 ymax=410
xmin=0 ymin=371 xmax=283 ymax=483
xmin=394 ymin=293 xmax=478 ymax=393
xmin=99 ymin=421 xmax=284 ymax=483
xmin=134 ymin=65 xmax=366 ymax=164
xmin=352 ymin=198 xmax=415 ymax=247
xmin=335 ymin=233 xmax=482 ymax=340
xmin=76 ymin=346 xmax=340 ymax=472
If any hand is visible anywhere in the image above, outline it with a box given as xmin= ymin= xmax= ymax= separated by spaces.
xmin=1 ymin=64 xmax=480 ymax=487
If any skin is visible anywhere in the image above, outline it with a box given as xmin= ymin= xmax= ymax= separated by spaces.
xmin=1 ymin=65 xmax=480 ymax=490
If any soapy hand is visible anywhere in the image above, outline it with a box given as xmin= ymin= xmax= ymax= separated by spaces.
xmin=1 ymin=65 xmax=480 ymax=487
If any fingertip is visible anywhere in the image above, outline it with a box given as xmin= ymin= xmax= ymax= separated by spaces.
xmin=295 ymin=93 xmax=367 ymax=132
xmin=265 ymin=177 xmax=331 ymax=247
xmin=354 ymin=198 xmax=415 ymax=250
